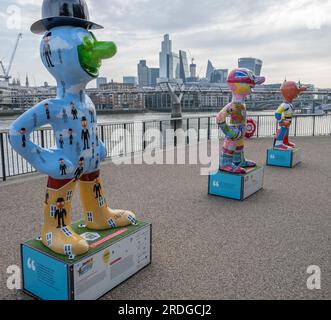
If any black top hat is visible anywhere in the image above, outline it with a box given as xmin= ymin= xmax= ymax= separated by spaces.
xmin=31 ymin=0 xmax=103 ymax=34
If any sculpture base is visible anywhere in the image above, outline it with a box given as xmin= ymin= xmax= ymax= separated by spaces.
xmin=266 ymin=147 xmax=302 ymax=168
xmin=208 ymin=166 xmax=264 ymax=201
xmin=21 ymin=221 xmax=152 ymax=300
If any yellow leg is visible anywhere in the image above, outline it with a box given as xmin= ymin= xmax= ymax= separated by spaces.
xmin=42 ymin=179 xmax=89 ymax=258
xmin=78 ymin=174 xmax=136 ymax=230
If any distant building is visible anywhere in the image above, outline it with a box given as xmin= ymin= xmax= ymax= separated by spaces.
xmin=166 ymin=52 xmax=179 ymax=80
xmin=99 ymin=81 xmax=135 ymax=91
xmin=144 ymin=88 xmax=230 ymax=112
xmin=262 ymin=83 xmax=283 ymax=90
xmin=89 ymin=91 xmax=144 ymax=111
xmin=0 ymin=80 xmax=9 ymax=88
xmin=206 ymin=60 xmax=215 ymax=81
xmin=89 ymin=82 xmax=144 ymax=111
xmin=25 ymin=75 xmax=29 ymax=87
xmin=123 ymin=76 xmax=138 ymax=86
xmin=148 ymin=68 xmax=159 ymax=87
xmin=158 ymin=34 xmax=183 ymax=81
xmin=159 ymin=34 xmax=172 ymax=79
xmin=190 ymin=59 xmax=197 ymax=78
xmin=238 ymin=57 xmax=263 ymax=76
xmin=137 ymin=60 xmax=149 ymax=87
xmin=210 ymin=69 xmax=228 ymax=84
xmin=96 ymin=77 xmax=107 ymax=89
xmin=179 ymin=50 xmax=189 ymax=82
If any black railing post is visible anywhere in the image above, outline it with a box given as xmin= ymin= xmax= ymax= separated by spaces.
xmin=100 ymin=125 xmax=105 ymax=142
xmin=0 ymin=133 xmax=6 ymax=181
xmin=174 ymin=120 xmax=177 ymax=147
xmin=143 ymin=122 xmax=146 ymax=151
xmin=256 ymin=116 xmax=260 ymax=138
xmin=312 ymin=115 xmax=316 ymax=137
xmin=207 ymin=117 xmax=211 ymax=140
xmin=41 ymin=129 xmax=45 ymax=148
xmin=159 ymin=121 xmax=163 ymax=149
xmin=123 ymin=123 xmax=127 ymax=155
xmin=186 ymin=118 xmax=190 ymax=145
xmin=294 ymin=116 xmax=297 ymax=137
xmin=198 ymin=118 xmax=201 ymax=142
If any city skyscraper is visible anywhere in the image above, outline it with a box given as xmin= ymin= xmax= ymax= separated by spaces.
xmin=238 ymin=57 xmax=263 ymax=76
xmin=137 ymin=60 xmax=149 ymax=87
xmin=190 ymin=59 xmax=197 ymax=78
xmin=148 ymin=68 xmax=160 ymax=87
xmin=210 ymin=69 xmax=228 ymax=84
xmin=159 ymin=34 xmax=172 ymax=79
xmin=206 ymin=60 xmax=215 ymax=80
xmin=123 ymin=76 xmax=138 ymax=86
xmin=179 ymin=50 xmax=189 ymax=83
xmin=158 ymin=34 xmax=183 ymax=81
xmin=167 ymin=52 xmax=180 ymax=80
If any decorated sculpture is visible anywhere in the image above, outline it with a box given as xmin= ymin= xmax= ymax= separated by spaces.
xmin=274 ymin=81 xmax=307 ymax=150
xmin=216 ymin=68 xmax=265 ymax=174
xmin=9 ymin=0 xmax=136 ymax=258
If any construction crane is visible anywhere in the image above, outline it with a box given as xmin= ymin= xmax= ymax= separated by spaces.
xmin=0 ymin=33 xmax=23 ymax=82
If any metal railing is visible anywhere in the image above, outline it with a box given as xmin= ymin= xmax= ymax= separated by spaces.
xmin=0 ymin=113 xmax=330 ymax=181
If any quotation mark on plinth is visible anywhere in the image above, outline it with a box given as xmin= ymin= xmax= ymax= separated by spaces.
xmin=27 ymin=258 xmax=36 ymax=272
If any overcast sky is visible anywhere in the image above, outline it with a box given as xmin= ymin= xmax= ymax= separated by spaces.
xmin=0 ymin=0 xmax=330 ymax=88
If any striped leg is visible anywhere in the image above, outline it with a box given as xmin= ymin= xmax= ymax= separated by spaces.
xmin=234 ymin=139 xmax=256 ymax=168
xmin=220 ymin=138 xmax=246 ymax=174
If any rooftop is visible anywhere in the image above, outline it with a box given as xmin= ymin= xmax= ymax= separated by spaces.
xmin=1 ymin=136 xmax=330 ymax=299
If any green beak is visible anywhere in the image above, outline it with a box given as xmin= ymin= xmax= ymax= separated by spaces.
xmin=78 ymin=35 xmax=117 ymax=77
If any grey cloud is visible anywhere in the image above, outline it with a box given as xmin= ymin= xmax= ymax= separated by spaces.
xmin=0 ymin=0 xmax=330 ymax=87
xmin=88 ymin=0 xmax=278 ymax=33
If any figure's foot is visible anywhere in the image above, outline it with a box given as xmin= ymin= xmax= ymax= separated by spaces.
xmin=274 ymin=144 xmax=291 ymax=150
xmin=240 ymin=159 xmax=256 ymax=168
xmin=220 ymin=165 xmax=246 ymax=174
xmin=285 ymin=142 xmax=296 ymax=148
xmin=41 ymin=225 xmax=89 ymax=257
xmin=78 ymin=176 xmax=137 ymax=231
xmin=86 ymin=208 xmax=137 ymax=230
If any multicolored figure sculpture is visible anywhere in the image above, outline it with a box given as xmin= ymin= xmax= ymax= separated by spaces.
xmin=274 ymin=81 xmax=306 ymax=150
xmin=216 ymin=68 xmax=265 ymax=174
xmin=9 ymin=0 xmax=136 ymax=258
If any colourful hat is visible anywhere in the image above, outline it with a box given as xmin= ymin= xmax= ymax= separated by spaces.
xmin=227 ymin=68 xmax=265 ymax=86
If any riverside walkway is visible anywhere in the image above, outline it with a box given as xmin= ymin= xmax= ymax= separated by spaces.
xmin=0 ymin=136 xmax=330 ymax=300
